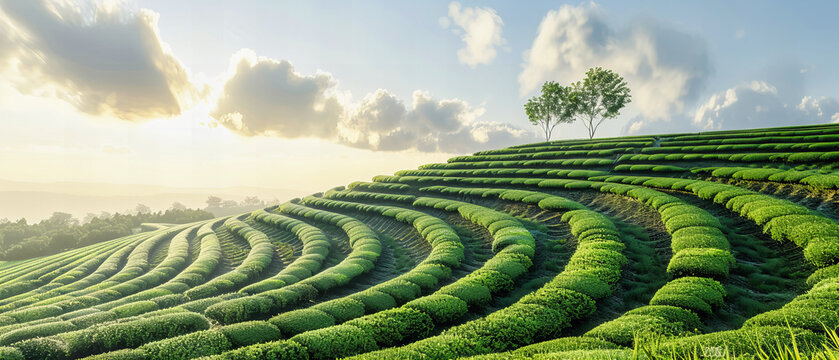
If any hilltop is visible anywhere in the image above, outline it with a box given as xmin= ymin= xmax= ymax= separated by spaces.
xmin=0 ymin=123 xmax=837 ymax=359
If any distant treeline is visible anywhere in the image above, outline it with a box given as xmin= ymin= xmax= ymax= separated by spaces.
xmin=0 ymin=208 xmax=213 ymax=261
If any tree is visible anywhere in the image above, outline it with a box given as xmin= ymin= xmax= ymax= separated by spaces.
xmin=135 ymin=203 xmax=151 ymax=214
xmin=242 ymin=196 xmax=263 ymax=207
xmin=570 ymin=67 xmax=631 ymax=139
xmin=206 ymin=196 xmax=222 ymax=208
xmin=171 ymin=202 xmax=187 ymax=211
xmin=47 ymin=212 xmax=77 ymax=227
xmin=83 ymin=213 xmax=97 ymax=224
xmin=525 ymin=81 xmax=575 ymax=141
xmin=221 ymin=200 xmax=239 ymax=208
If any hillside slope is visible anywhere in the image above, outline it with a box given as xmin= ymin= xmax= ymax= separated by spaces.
xmin=1 ymin=123 xmax=838 ymax=359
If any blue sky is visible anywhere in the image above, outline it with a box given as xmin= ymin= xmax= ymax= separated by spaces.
xmin=1 ymin=0 xmax=838 ymax=193
xmin=137 ymin=0 xmax=839 ymax=136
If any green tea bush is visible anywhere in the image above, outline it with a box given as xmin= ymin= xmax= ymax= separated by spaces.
xmin=345 ymin=308 xmax=434 ymax=347
xmin=348 ymin=290 xmax=397 ymax=313
xmin=82 ymin=348 xmax=147 ymax=360
xmin=445 ymin=304 xmax=566 ymax=352
xmin=0 ymin=347 xmax=24 ymax=360
xmin=357 ymin=333 xmax=490 ymax=359
xmin=667 ymin=248 xmax=735 ymax=278
xmin=670 ymin=227 xmax=729 ymax=253
xmin=208 ymin=340 xmax=308 ymax=360
xmin=404 ymin=294 xmax=468 ymax=324
xmin=807 ymin=263 xmax=839 ymax=286
xmin=311 ymin=298 xmax=366 ymax=323
xmin=372 ymin=279 xmax=421 ymax=304
xmin=461 ymin=269 xmax=515 ymax=293
xmin=218 ymin=321 xmax=283 ymax=347
xmin=512 ymin=337 xmax=619 ymax=357
xmin=414 ymin=263 xmax=452 ymax=280
xmin=519 ymin=288 xmax=596 ymax=319
xmin=663 ymin=213 xmax=722 ymax=233
xmin=8 ymin=305 xmax=63 ymax=323
xmin=563 ymin=249 xmax=625 ymax=284
xmin=269 ymin=309 xmax=335 ymax=337
xmin=69 ymin=311 xmax=117 ymax=328
xmin=650 ymin=277 xmax=725 ymax=309
xmin=204 ymin=295 xmax=274 ymax=325
xmin=111 ymin=301 xmax=159 ymax=318
xmin=649 ymin=294 xmax=711 ymax=314
xmin=439 ymin=281 xmax=492 ymax=308
xmin=804 ymin=238 xmax=839 ymax=267
xmin=545 ymin=273 xmax=609 ymax=299
xmin=14 ymin=337 xmax=67 ymax=360
xmin=290 ymin=324 xmax=379 ymax=360
xmin=660 ymin=326 xmax=823 ymax=357
xmin=744 ymin=306 xmax=839 ymax=332
xmin=139 ymin=330 xmax=232 ymax=360
xmin=61 ymin=312 xmax=210 ymax=358
xmin=625 ymin=305 xmax=702 ymax=331
xmin=398 ymin=272 xmax=439 ymax=291
xmin=150 ymin=294 xmax=187 ymax=308
xmin=0 ymin=320 xmax=76 ymax=346
xmin=585 ymin=314 xmax=685 ymax=346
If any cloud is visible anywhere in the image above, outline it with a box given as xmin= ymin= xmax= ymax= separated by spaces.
xmin=211 ymin=50 xmax=536 ymax=153
xmin=519 ymin=2 xmax=711 ymax=121
xmin=624 ymin=78 xmax=839 ymax=135
xmin=211 ymin=50 xmax=344 ymax=138
xmin=210 ymin=50 xmax=536 ymax=152
xmin=342 ymin=89 xmax=534 ymax=152
xmin=444 ymin=2 xmax=505 ymax=67
xmin=0 ymin=0 xmax=200 ymax=121
xmin=735 ymin=29 xmax=745 ymax=39
xmin=692 ymin=81 xmax=839 ymax=131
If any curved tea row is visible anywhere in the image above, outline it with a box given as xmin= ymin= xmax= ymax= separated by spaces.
xmin=0 ymin=123 xmax=838 ymax=359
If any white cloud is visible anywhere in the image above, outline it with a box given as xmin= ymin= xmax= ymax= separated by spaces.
xmin=211 ymin=50 xmax=345 ymax=138
xmin=212 ymin=51 xmax=535 ymax=153
xmin=444 ymin=2 xmax=505 ymax=67
xmin=519 ymin=2 xmax=710 ymax=121
xmin=342 ymin=89 xmax=532 ymax=152
xmin=0 ymin=0 xmax=201 ymax=121
xmin=693 ymin=81 xmax=839 ymax=130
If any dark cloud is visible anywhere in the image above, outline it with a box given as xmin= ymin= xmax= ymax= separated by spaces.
xmin=211 ymin=53 xmax=344 ymax=138
xmin=0 ymin=0 xmax=199 ymax=120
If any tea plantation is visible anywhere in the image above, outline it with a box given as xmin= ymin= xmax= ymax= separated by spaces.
xmin=1 ymin=123 xmax=838 ymax=359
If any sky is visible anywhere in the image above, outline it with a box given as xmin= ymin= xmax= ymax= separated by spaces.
xmin=1 ymin=0 xmax=838 ymax=196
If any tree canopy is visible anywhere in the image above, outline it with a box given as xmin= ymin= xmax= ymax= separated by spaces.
xmin=0 ymin=208 xmax=213 ymax=260
xmin=525 ymin=67 xmax=631 ymax=140
xmin=524 ymin=81 xmax=575 ymax=141
xmin=571 ymin=67 xmax=632 ymax=139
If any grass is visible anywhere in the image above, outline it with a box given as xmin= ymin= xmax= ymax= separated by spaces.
xmin=634 ymin=325 xmax=839 ymax=360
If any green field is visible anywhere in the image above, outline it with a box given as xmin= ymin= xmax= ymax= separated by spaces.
xmin=1 ymin=123 xmax=839 ymax=360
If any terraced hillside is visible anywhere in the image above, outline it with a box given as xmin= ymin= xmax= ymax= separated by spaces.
xmin=1 ymin=123 xmax=839 ymax=360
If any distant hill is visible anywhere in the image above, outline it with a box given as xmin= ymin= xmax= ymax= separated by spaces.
xmin=0 ymin=179 xmax=305 ymax=221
